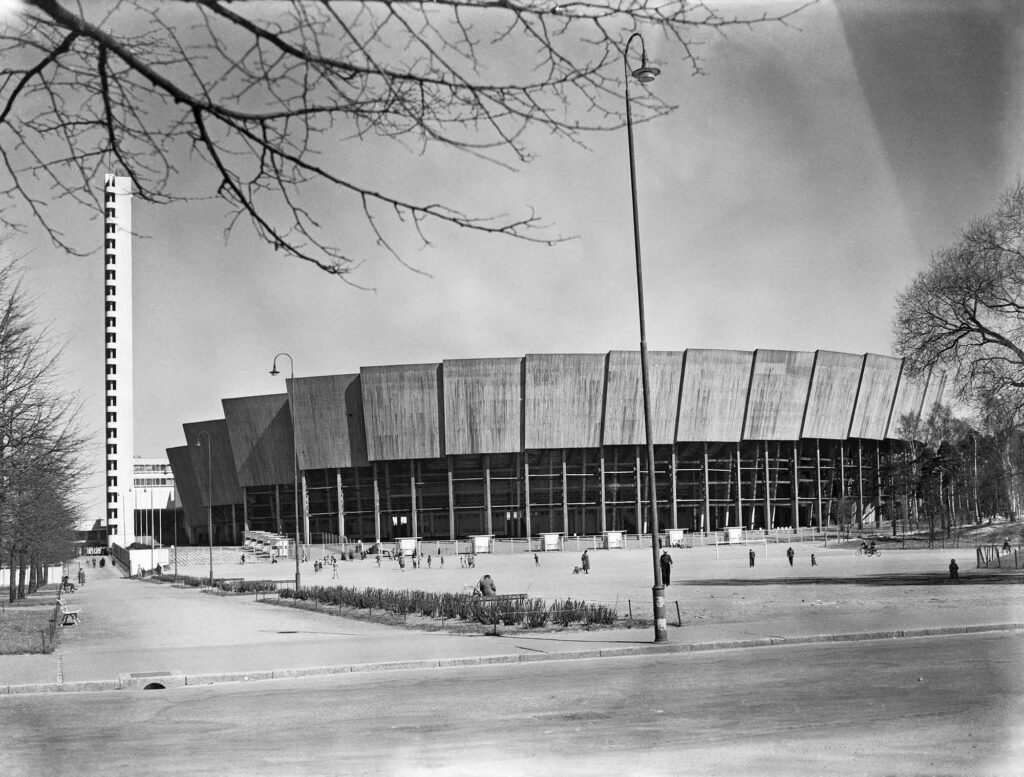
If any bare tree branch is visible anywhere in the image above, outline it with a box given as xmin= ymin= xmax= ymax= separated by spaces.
xmin=0 ymin=0 xmax=813 ymax=280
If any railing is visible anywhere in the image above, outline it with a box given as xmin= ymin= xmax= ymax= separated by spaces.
xmin=976 ymin=544 xmax=1023 ymax=569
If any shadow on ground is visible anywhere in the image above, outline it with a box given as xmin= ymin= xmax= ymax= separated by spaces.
xmin=682 ymin=572 xmax=1024 ymax=587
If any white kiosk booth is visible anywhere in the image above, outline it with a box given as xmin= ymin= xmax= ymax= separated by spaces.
xmin=602 ymin=530 xmax=625 ymax=550
xmin=395 ymin=537 xmax=421 ymax=556
xmin=467 ymin=535 xmax=493 ymax=554
xmin=540 ymin=532 xmax=563 ymax=552
xmin=666 ymin=528 xmax=688 ymax=547
xmin=723 ymin=527 xmax=743 ymax=544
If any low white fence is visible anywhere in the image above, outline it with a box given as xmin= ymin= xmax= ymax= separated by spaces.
xmin=0 ymin=563 xmax=62 ymax=587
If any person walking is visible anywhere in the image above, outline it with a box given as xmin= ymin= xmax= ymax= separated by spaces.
xmin=949 ymin=558 xmax=959 ymax=579
xmin=660 ymin=550 xmax=673 ymax=586
xmin=811 ymin=553 xmax=817 ymax=567
xmin=786 ymin=546 xmax=795 ymax=566
xmin=534 ymin=553 xmax=540 ymax=567
xmin=749 ymin=549 xmax=755 ymax=568
xmin=581 ymin=549 xmax=590 ymax=574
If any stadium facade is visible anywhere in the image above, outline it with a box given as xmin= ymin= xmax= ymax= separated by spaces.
xmin=167 ymin=350 xmax=943 ymax=546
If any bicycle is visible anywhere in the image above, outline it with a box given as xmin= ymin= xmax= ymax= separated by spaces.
xmin=856 ymin=546 xmax=881 ymax=557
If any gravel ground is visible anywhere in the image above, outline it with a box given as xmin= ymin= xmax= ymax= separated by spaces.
xmin=166 ymin=537 xmax=1024 ymax=626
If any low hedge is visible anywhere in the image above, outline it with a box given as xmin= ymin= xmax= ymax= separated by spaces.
xmin=150 ymin=574 xmax=277 ymax=594
xmin=278 ymin=585 xmax=617 ymax=628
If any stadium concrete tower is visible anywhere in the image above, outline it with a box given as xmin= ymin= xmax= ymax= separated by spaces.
xmin=103 ymin=174 xmax=135 ymax=546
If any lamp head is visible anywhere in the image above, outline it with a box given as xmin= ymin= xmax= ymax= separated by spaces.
xmin=632 ymin=50 xmax=660 ymax=83
xmin=269 ymin=366 xmax=280 ymax=376
xmin=632 ymin=65 xmax=660 ymax=83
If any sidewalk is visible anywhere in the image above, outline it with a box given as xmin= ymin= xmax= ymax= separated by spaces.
xmin=3 ymin=554 xmax=1022 ymax=694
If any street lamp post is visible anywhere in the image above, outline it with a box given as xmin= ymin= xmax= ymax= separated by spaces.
xmin=196 ymin=430 xmax=214 ymax=585
xmin=624 ymin=32 xmax=668 ymax=643
xmin=270 ymin=353 xmax=302 ymax=592
xmin=148 ymin=488 xmax=154 ymax=572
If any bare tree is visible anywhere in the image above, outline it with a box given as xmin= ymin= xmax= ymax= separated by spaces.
xmin=895 ymin=182 xmax=1024 ymax=405
xmin=895 ymin=182 xmax=1024 ymax=521
xmin=0 ymin=255 xmax=87 ymax=601
xmin=1 ymin=0 xmax=810 ymax=280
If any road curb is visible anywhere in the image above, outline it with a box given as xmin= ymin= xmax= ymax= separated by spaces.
xmin=3 ymin=622 xmax=1022 ymax=695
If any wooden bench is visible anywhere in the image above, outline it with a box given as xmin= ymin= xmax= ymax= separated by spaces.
xmin=468 ymin=593 xmax=529 ymax=634
xmin=57 ymin=598 xmax=80 ymax=626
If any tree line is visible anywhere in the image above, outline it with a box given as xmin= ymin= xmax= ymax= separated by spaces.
xmin=894 ymin=181 xmax=1024 ymax=534
xmin=0 ymin=254 xmax=86 ymax=602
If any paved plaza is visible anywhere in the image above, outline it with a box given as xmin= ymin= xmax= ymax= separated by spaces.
xmin=2 ymin=540 xmax=1022 ymax=693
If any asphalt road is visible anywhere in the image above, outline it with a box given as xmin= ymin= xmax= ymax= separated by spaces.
xmin=2 ymin=632 xmax=1021 ymax=777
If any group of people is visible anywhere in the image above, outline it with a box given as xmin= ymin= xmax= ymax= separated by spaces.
xmin=392 ymin=550 xmax=444 ymax=571
xmin=313 ymin=556 xmax=339 ymax=578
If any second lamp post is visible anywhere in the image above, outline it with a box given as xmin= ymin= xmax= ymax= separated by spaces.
xmin=624 ymin=32 xmax=668 ymax=643
xmin=270 ymin=352 xmax=302 ymax=591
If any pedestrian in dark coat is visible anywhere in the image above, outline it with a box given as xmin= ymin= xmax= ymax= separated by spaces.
xmin=949 ymin=559 xmax=959 ymax=579
xmin=581 ymin=550 xmax=590 ymax=574
xmin=749 ymin=549 xmax=755 ymax=567
xmin=786 ymin=546 xmax=795 ymax=566
xmin=660 ymin=551 xmax=673 ymax=586
xmin=478 ymin=574 xmax=497 ymax=596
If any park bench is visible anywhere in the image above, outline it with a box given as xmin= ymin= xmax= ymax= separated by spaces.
xmin=470 ymin=593 xmax=528 ymax=633
xmin=56 ymin=598 xmax=80 ymax=627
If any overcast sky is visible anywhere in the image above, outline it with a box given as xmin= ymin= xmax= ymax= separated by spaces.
xmin=8 ymin=0 xmax=1024 ymax=524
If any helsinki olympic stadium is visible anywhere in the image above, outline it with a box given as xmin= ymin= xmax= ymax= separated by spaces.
xmin=166 ymin=349 xmax=944 ymax=546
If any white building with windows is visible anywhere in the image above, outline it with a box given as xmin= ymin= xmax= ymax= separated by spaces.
xmin=133 ymin=456 xmax=179 ymax=546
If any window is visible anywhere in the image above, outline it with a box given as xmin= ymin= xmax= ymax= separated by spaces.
xmin=106 ymin=253 xmax=116 ymax=265
xmin=106 ymin=301 xmax=116 ymax=312
xmin=107 ymin=460 xmax=117 ymax=471
xmin=105 ymin=270 xmax=115 ymax=281
xmin=106 ymin=333 xmax=116 ymax=343
xmin=106 ymin=396 xmax=117 ymax=407
xmin=106 ymin=348 xmax=116 ymax=359
xmin=106 ymin=208 xmax=115 ymax=218
xmin=106 ymin=380 xmax=116 ymax=391
xmin=105 ymin=285 xmax=115 ymax=296
xmin=107 ymin=428 xmax=117 ymax=439
xmin=106 ymin=444 xmax=117 ymax=455
xmin=105 ymin=239 xmax=115 ymax=249
xmin=106 ymin=224 xmax=115 ymax=234
xmin=107 ymin=476 xmax=118 ymax=487
xmin=106 ymin=365 xmax=115 ymax=375
xmin=105 ymin=193 xmax=115 ymax=203
xmin=108 ymin=492 xmax=118 ymax=503
xmin=106 ymin=317 xmax=116 ymax=328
